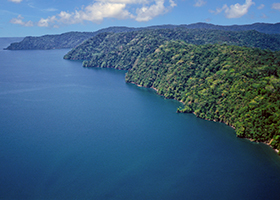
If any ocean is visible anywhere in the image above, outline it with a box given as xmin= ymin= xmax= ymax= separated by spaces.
xmin=0 ymin=38 xmax=280 ymax=200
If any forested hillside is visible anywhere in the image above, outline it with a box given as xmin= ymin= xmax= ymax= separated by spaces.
xmin=183 ymin=22 xmax=280 ymax=34
xmin=64 ymin=28 xmax=280 ymax=67
xmin=4 ymin=22 xmax=280 ymax=50
xmin=125 ymin=41 xmax=280 ymax=153
xmin=63 ymin=29 xmax=280 ymax=153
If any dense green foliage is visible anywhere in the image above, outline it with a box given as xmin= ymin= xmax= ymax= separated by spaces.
xmin=183 ymin=22 xmax=280 ymax=34
xmin=64 ymin=29 xmax=280 ymax=69
xmin=125 ymin=41 xmax=280 ymax=153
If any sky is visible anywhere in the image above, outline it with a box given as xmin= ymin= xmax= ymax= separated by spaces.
xmin=0 ymin=0 xmax=280 ymax=37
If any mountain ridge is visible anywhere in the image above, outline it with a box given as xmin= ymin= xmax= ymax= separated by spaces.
xmin=4 ymin=22 xmax=280 ymax=50
xmin=64 ymin=28 xmax=280 ymax=65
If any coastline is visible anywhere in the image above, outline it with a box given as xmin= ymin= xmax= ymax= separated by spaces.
xmin=246 ymin=138 xmax=280 ymax=154
xmin=127 ymin=81 xmax=280 ymax=155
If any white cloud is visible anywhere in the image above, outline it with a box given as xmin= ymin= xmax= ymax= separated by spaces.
xmin=37 ymin=16 xmax=56 ymax=27
xmin=258 ymin=4 xmax=265 ymax=10
xmin=135 ymin=0 xmax=167 ymax=21
xmin=10 ymin=0 xmax=176 ymax=28
xmin=272 ymin=3 xmax=280 ymax=11
xmin=81 ymin=2 xmax=132 ymax=21
xmin=210 ymin=0 xmax=255 ymax=18
xmin=8 ymin=0 xmax=22 ymax=3
xmin=225 ymin=0 xmax=255 ymax=18
xmin=48 ymin=2 xmax=132 ymax=26
xmin=10 ymin=15 xmax=34 ymax=26
xmin=194 ymin=0 xmax=206 ymax=7
xmin=169 ymin=0 xmax=177 ymax=7
xmin=37 ymin=18 xmax=50 ymax=27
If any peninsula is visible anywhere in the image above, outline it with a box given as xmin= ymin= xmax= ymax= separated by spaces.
xmin=63 ymin=26 xmax=280 ymax=154
xmin=5 ymin=23 xmax=280 ymax=154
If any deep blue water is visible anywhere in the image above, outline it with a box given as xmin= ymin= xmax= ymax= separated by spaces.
xmin=0 ymin=38 xmax=280 ymax=200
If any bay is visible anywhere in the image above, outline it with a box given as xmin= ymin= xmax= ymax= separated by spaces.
xmin=0 ymin=38 xmax=280 ymax=200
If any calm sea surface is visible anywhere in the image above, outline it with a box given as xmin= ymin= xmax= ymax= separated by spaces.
xmin=0 ymin=38 xmax=280 ymax=200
